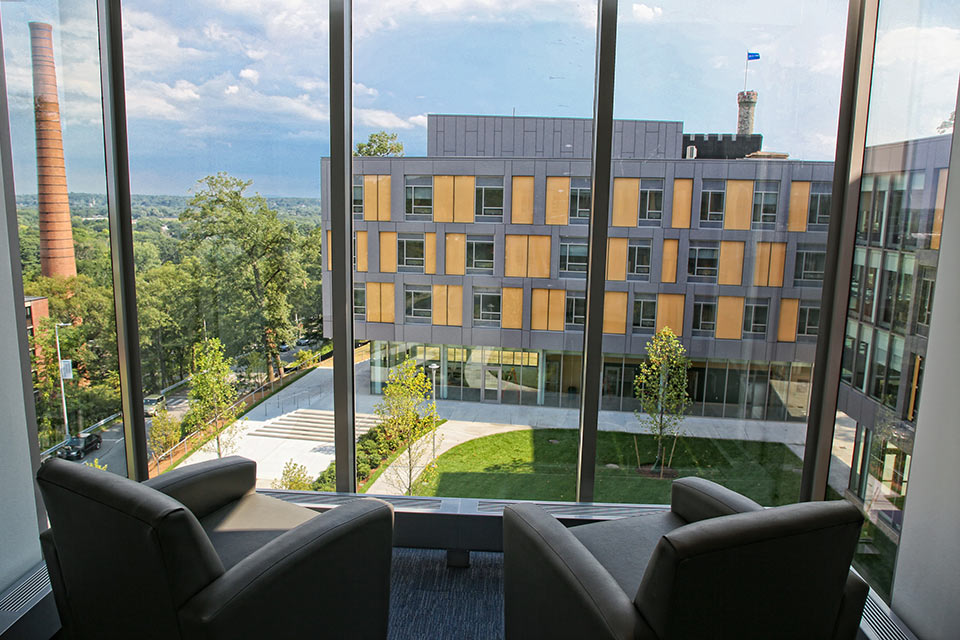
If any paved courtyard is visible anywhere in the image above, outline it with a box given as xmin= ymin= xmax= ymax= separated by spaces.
xmin=182 ymin=356 xmax=856 ymax=495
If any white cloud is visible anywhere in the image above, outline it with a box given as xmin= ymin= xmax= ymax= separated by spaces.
xmin=225 ymin=85 xmax=240 ymax=95
xmin=630 ymin=4 xmax=663 ymax=23
xmin=239 ymin=68 xmax=260 ymax=84
xmin=295 ymin=77 xmax=327 ymax=92
xmin=408 ymin=114 xmax=429 ymax=128
xmin=122 ymin=10 xmax=207 ymax=73
xmin=246 ymin=49 xmax=268 ymax=61
xmin=353 ymin=82 xmax=379 ymax=98
xmin=355 ymin=108 xmax=427 ymax=129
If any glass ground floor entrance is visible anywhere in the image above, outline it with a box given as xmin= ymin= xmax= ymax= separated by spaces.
xmin=369 ymin=341 xmax=813 ymax=421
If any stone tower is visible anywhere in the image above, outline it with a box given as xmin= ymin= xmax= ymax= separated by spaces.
xmin=737 ymin=90 xmax=758 ymax=136
xmin=30 ymin=22 xmax=76 ymax=278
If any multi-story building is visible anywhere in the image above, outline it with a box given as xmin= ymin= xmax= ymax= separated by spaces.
xmin=321 ymin=111 xmax=840 ymax=422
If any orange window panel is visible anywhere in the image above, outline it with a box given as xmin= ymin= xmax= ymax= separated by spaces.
xmin=545 ymin=176 xmax=570 ymax=225
xmin=511 ymin=176 xmax=534 ymax=224
xmin=661 ymin=239 xmax=679 ymax=284
xmin=656 ymin=293 xmax=685 ymax=336
xmin=777 ymin=298 xmax=799 ymax=342
xmin=504 ymin=235 xmax=529 ymax=277
xmin=612 ymin=178 xmax=639 ymax=227
xmin=527 ymin=235 xmax=552 ymax=278
xmin=724 ymin=180 xmax=753 ymax=230
xmin=434 ymin=176 xmax=454 ymax=223
xmin=788 ymin=181 xmax=811 ymax=232
xmin=502 ymin=287 xmax=523 ymax=329
xmin=603 ymin=291 xmax=628 ymax=334
xmin=671 ymin=179 xmax=693 ymax=228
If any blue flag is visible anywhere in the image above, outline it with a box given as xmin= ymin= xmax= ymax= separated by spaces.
xmin=747 ymin=52 xmax=760 ymax=61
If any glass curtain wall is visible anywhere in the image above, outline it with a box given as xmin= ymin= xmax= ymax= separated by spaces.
xmin=828 ymin=0 xmax=959 ymax=602
xmin=1 ymin=0 xmax=127 ymax=476
xmin=343 ymin=0 xmax=597 ymax=499
xmin=120 ymin=1 xmax=331 ymax=484
xmin=595 ymin=0 xmax=846 ymax=505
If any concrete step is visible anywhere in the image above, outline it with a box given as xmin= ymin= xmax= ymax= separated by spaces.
xmin=248 ymin=409 xmax=378 ymax=443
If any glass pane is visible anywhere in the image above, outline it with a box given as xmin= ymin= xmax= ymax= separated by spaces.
xmin=597 ymin=0 xmax=844 ymax=505
xmin=119 ymin=2 xmax=331 ymax=484
xmin=3 ymin=1 xmax=127 ymax=476
xmin=827 ymin=0 xmax=959 ymax=602
xmin=349 ymin=3 xmax=594 ymax=499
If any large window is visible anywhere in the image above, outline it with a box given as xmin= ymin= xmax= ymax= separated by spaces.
xmin=692 ymin=299 xmax=717 ymax=335
xmin=466 ymin=236 xmax=494 ymax=274
xmin=639 ymin=179 xmax=664 ymax=223
xmin=632 ymin=296 xmax=656 ymax=333
xmin=398 ymin=234 xmax=426 ymax=273
xmin=798 ymin=305 xmax=820 ymax=337
xmin=808 ymin=182 xmax=832 ymax=226
xmin=405 ymin=176 xmax=433 ymax=219
xmin=752 ymin=180 xmax=780 ymax=225
xmin=699 ymin=179 xmax=725 ymax=227
xmin=687 ymin=243 xmax=719 ymax=282
xmin=569 ymin=177 xmax=591 ymax=223
xmin=794 ymin=249 xmax=827 ymax=285
xmin=354 ymin=286 xmax=366 ymax=318
xmin=404 ymin=286 xmax=432 ymax=323
xmin=475 ymin=177 xmax=504 ymax=221
xmin=565 ymin=293 xmax=586 ymax=329
xmin=916 ymin=267 xmax=935 ymax=332
xmin=627 ymin=241 xmax=651 ymax=280
xmin=473 ymin=289 xmax=502 ymax=327
xmin=353 ymin=175 xmax=364 ymax=218
xmin=559 ymin=240 xmax=588 ymax=277
xmin=743 ymin=302 xmax=769 ymax=336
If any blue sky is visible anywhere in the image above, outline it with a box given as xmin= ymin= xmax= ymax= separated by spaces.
xmin=1 ymin=0 xmax=958 ymax=198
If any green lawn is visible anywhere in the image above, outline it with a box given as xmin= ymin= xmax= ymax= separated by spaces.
xmin=415 ymin=428 xmax=805 ymax=506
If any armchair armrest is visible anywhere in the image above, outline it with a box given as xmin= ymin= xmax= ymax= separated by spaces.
xmin=178 ymin=498 xmax=394 ymax=640
xmin=670 ymin=476 xmax=763 ymax=523
xmin=832 ymin=571 xmax=868 ymax=640
xmin=503 ymin=504 xmax=652 ymax=640
xmin=144 ymin=456 xmax=256 ymax=518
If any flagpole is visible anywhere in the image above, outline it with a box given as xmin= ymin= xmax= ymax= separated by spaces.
xmin=744 ymin=52 xmax=748 ymax=92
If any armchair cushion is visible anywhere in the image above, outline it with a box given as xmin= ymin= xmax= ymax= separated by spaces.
xmin=144 ymin=456 xmax=256 ymax=519
xmin=670 ymin=476 xmax=763 ymax=523
xmin=200 ymin=492 xmax=318 ymax=570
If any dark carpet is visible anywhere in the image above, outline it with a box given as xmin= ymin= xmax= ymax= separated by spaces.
xmin=388 ymin=548 xmax=504 ymax=640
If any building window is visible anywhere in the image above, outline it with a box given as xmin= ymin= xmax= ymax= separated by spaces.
xmin=638 ymin=179 xmax=664 ymax=224
xmin=475 ymin=176 xmax=504 ymax=221
xmin=404 ymin=175 xmax=433 ymax=220
xmin=632 ymin=296 xmax=656 ymax=333
xmin=627 ymin=241 xmax=651 ymax=281
xmin=687 ymin=243 xmax=719 ymax=282
xmin=398 ymin=233 xmax=425 ymax=273
xmin=404 ymin=286 xmax=432 ymax=323
xmin=352 ymin=175 xmax=364 ymax=218
xmin=569 ymin=177 xmax=591 ymax=223
xmin=692 ymin=298 xmax=717 ymax=335
xmin=752 ymin=180 xmax=779 ymax=225
xmin=473 ymin=288 xmax=501 ymax=327
xmin=354 ymin=286 xmax=366 ymax=318
xmin=794 ymin=249 xmax=827 ymax=285
xmin=699 ymin=179 xmax=725 ymax=227
xmin=466 ymin=236 xmax=494 ymax=274
xmin=559 ymin=240 xmax=588 ymax=277
xmin=808 ymin=182 xmax=832 ymax=225
xmin=798 ymin=305 xmax=820 ymax=337
xmin=565 ymin=293 xmax=586 ymax=329
xmin=742 ymin=302 xmax=769 ymax=336
xmin=916 ymin=267 xmax=935 ymax=332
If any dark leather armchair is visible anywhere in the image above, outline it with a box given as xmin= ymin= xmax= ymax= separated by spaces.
xmin=504 ymin=477 xmax=868 ymax=640
xmin=37 ymin=456 xmax=394 ymax=639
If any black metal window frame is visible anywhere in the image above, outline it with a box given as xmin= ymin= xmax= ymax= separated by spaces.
xmin=699 ymin=179 xmax=725 ymax=227
xmin=692 ymin=298 xmax=718 ymax=334
xmin=687 ymin=243 xmax=720 ymax=281
xmin=743 ymin=301 xmax=769 ymax=336
xmin=798 ymin=304 xmax=821 ymax=337
xmin=565 ymin=293 xmax=586 ymax=328
xmin=632 ymin=295 xmax=656 ymax=333
xmin=354 ymin=285 xmax=366 ymax=318
xmin=627 ymin=241 xmax=651 ymax=280
xmin=795 ymin=249 xmax=828 ymax=285
xmin=352 ymin=174 xmax=363 ymax=218
xmin=638 ymin=178 xmax=664 ymax=223
xmin=2 ymin=0 xmax=874 ymax=507
xmin=808 ymin=182 xmax=833 ymax=225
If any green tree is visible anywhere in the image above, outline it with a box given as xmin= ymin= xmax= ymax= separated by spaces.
xmin=147 ymin=408 xmax=181 ymax=467
xmin=181 ymin=173 xmax=307 ymax=383
xmin=354 ymin=130 xmax=404 ymax=157
xmin=272 ymin=459 xmax=313 ymax=490
xmin=634 ymin=327 xmax=691 ymax=477
xmin=185 ymin=338 xmax=239 ymax=457
xmin=375 ymin=359 xmax=441 ymax=495
xmin=937 ymin=110 xmax=955 ymax=134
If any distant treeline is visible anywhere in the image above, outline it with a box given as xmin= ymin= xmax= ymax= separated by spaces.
xmin=15 ymin=193 xmax=321 ymax=219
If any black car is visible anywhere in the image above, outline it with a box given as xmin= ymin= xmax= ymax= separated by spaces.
xmin=57 ymin=433 xmax=102 ymax=460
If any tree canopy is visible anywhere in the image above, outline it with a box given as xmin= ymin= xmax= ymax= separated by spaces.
xmin=354 ymin=130 xmax=404 ymax=156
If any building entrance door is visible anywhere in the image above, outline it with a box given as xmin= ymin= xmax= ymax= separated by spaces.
xmin=482 ymin=366 xmax=501 ymax=402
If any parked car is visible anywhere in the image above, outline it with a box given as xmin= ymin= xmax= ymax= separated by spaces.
xmin=279 ymin=344 xmax=291 ymax=352
xmin=143 ymin=394 xmax=165 ymax=417
xmin=296 ymin=337 xmax=311 ymax=346
xmin=57 ymin=432 xmax=102 ymax=461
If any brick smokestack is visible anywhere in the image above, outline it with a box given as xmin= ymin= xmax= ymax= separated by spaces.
xmin=737 ymin=90 xmax=758 ymax=136
xmin=30 ymin=22 xmax=76 ymax=278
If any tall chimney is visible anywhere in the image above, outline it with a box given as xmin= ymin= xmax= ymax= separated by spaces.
xmin=737 ymin=90 xmax=758 ymax=136
xmin=30 ymin=22 xmax=76 ymax=278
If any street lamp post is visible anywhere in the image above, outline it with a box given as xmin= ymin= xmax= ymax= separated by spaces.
xmin=428 ymin=362 xmax=440 ymax=461
xmin=54 ymin=322 xmax=71 ymax=438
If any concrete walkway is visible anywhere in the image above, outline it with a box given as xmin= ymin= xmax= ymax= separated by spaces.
xmin=182 ymin=356 xmax=854 ymax=495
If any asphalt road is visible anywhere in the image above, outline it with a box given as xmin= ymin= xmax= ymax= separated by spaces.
xmin=66 ymin=395 xmax=190 ymax=475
